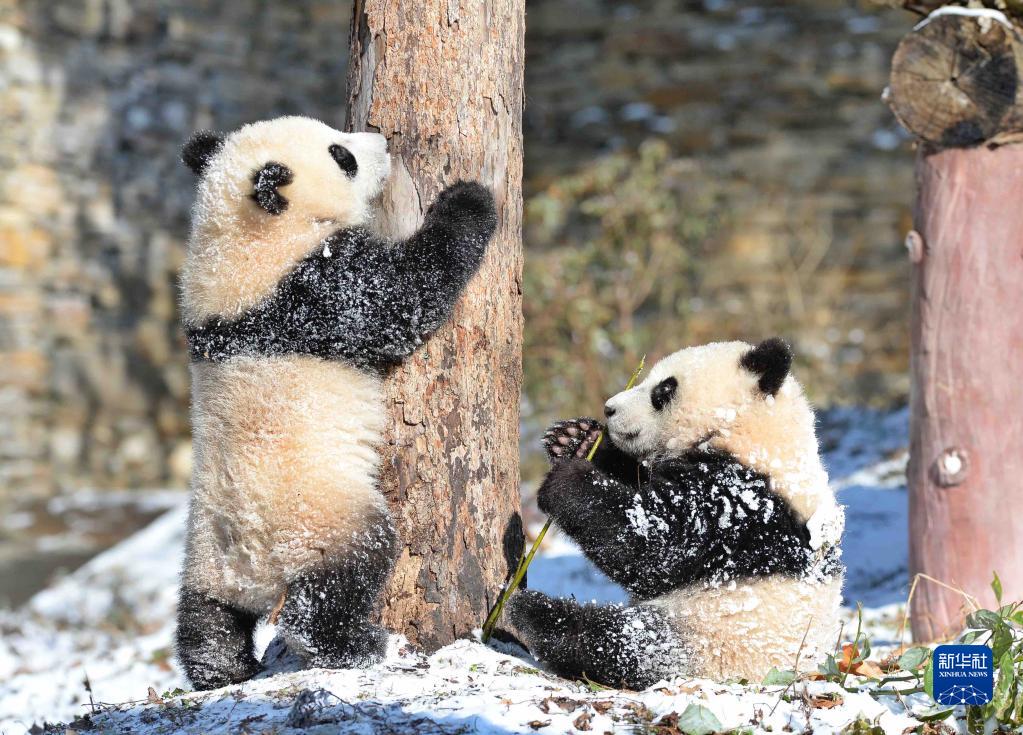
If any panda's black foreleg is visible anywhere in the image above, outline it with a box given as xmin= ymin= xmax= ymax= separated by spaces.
xmin=535 ymin=458 xmax=652 ymax=588
xmin=505 ymin=589 xmax=690 ymax=690
xmin=176 ymin=587 xmax=262 ymax=690
xmin=277 ymin=517 xmax=399 ymax=670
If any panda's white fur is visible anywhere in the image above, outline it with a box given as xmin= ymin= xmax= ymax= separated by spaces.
xmin=176 ymin=116 xmax=497 ymax=690
xmin=509 ymin=339 xmax=845 ymax=687
xmin=183 ymin=355 xmax=387 ymax=612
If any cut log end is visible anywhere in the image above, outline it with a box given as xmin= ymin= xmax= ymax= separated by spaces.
xmin=889 ymin=13 xmax=1021 ymax=147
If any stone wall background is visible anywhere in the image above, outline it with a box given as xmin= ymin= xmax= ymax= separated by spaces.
xmin=1 ymin=1 xmax=353 ymax=498
xmin=1 ymin=0 xmax=915 ymax=501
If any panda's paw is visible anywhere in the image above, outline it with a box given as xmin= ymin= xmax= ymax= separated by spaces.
xmin=504 ymin=589 xmax=559 ymax=640
xmin=428 ymin=181 xmax=497 ymax=230
xmin=542 ymin=417 xmax=604 ymax=463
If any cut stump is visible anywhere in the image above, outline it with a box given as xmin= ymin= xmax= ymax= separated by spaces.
xmin=889 ymin=10 xmax=1023 ymax=147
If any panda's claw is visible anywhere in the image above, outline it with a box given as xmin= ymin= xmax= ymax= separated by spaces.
xmin=542 ymin=417 xmax=604 ymax=463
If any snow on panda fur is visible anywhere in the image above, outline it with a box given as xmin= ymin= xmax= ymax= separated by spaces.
xmin=176 ymin=116 xmax=497 ymax=690
xmin=507 ymin=339 xmax=845 ymax=689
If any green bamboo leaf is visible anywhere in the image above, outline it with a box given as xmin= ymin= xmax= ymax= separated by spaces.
xmin=993 ymin=651 xmax=1015 ymax=721
xmin=820 ymin=655 xmax=841 ymax=679
xmin=676 ymin=703 xmax=723 ymax=735
xmin=762 ymin=667 xmax=796 ymax=686
xmin=965 ymin=609 xmax=1002 ymax=631
xmin=991 ymin=624 xmax=1013 ymax=662
xmin=924 ymin=654 xmax=934 ymax=699
xmin=992 ymin=572 xmax=1003 ymax=605
xmin=915 ymin=708 xmax=954 ymax=723
xmin=960 ymin=630 xmax=981 ymax=645
xmin=898 ymin=647 xmax=930 ymax=672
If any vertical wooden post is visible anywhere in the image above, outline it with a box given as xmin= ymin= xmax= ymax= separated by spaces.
xmin=345 ymin=2 xmax=525 ymax=651
xmin=909 ymin=146 xmax=1023 ymax=640
xmin=890 ymin=7 xmax=1023 ymax=639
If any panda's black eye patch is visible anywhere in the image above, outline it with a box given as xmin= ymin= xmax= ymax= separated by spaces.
xmin=650 ymin=377 xmax=678 ymax=412
xmin=251 ymin=161 xmax=293 ymax=215
xmin=329 ymin=144 xmax=358 ymax=178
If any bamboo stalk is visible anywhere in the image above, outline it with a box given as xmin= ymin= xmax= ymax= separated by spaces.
xmin=481 ymin=356 xmax=646 ymax=643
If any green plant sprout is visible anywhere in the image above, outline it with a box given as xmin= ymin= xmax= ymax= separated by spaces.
xmin=481 ymin=355 xmax=646 ymax=643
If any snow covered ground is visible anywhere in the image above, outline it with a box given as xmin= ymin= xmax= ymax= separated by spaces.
xmin=0 ymin=408 xmax=931 ymax=735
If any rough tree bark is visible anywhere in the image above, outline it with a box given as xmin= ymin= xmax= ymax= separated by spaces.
xmin=888 ymin=7 xmax=1023 ymax=639
xmin=908 ymin=146 xmax=1023 ymax=640
xmin=345 ymin=1 xmax=525 ymax=652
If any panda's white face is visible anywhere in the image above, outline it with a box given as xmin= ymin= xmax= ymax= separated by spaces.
xmin=604 ymin=342 xmax=767 ymax=461
xmin=193 ymin=116 xmax=390 ymax=233
xmin=180 ymin=116 xmax=391 ymax=323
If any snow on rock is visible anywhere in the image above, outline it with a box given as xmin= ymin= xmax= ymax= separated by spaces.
xmin=0 ymin=408 xmax=930 ymax=734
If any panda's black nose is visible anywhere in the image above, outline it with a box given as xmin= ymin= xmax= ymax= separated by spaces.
xmin=604 ymin=403 xmax=616 ymax=418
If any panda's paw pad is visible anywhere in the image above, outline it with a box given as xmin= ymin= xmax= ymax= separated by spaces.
xmin=542 ymin=418 xmax=603 ymax=462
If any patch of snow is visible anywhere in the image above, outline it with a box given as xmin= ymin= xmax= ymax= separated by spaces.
xmin=914 ymin=6 xmax=1012 ymax=32
xmin=0 ymin=407 xmax=929 ymax=734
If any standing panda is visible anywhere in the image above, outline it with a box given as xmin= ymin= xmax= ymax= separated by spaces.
xmin=507 ymin=339 xmax=845 ymax=689
xmin=175 ymin=116 xmax=497 ymax=690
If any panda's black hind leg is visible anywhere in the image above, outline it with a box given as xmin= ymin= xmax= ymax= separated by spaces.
xmin=176 ymin=587 xmax=262 ymax=690
xmin=506 ymin=589 xmax=691 ymax=690
xmin=277 ymin=518 xmax=399 ymax=670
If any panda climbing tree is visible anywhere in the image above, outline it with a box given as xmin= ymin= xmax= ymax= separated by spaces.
xmin=344 ymin=1 xmax=527 ymax=652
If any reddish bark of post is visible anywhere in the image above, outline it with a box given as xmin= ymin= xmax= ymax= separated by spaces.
xmin=909 ymin=145 xmax=1023 ymax=640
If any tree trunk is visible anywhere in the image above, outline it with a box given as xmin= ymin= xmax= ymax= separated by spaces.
xmin=908 ymin=145 xmax=1023 ymax=641
xmin=345 ymin=1 xmax=525 ymax=652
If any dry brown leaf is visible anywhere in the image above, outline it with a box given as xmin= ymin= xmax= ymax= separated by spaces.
xmin=146 ymin=687 xmax=163 ymax=705
xmin=653 ymin=711 xmax=682 ymax=735
xmin=591 ymin=700 xmax=613 ymax=714
xmin=574 ymin=711 xmax=593 ymax=731
xmin=809 ymin=693 xmax=844 ymax=709
xmin=838 ymin=643 xmax=885 ymax=678
xmin=855 ymin=660 xmax=886 ymax=678
xmin=902 ymin=723 xmax=955 ymax=735
xmin=539 ymin=696 xmax=581 ymax=714
xmin=528 ymin=720 xmax=551 ymax=730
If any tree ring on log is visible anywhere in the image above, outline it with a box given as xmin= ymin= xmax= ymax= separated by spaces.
xmin=890 ymin=14 xmax=1020 ymax=147
xmin=931 ymin=447 xmax=969 ymax=487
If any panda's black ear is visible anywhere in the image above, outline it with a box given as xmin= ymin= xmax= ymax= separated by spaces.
xmin=182 ymin=131 xmax=225 ymax=176
xmin=740 ymin=338 xmax=792 ymax=396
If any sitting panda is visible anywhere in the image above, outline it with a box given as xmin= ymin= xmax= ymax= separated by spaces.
xmin=507 ymin=339 xmax=844 ymax=689
xmin=175 ymin=116 xmax=497 ymax=690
